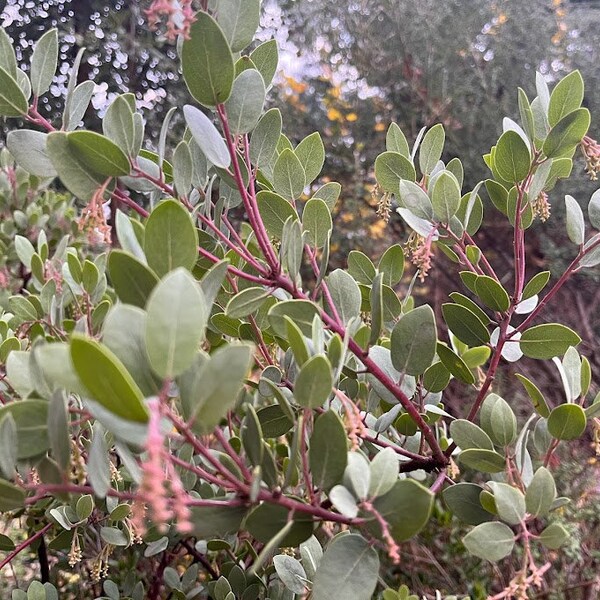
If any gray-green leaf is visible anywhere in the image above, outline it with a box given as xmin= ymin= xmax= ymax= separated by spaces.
xmin=145 ymin=269 xmax=208 ymax=379
xmin=390 ymin=305 xmax=437 ymax=375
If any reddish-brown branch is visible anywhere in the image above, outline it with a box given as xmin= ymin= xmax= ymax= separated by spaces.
xmin=0 ymin=522 xmax=53 ymax=572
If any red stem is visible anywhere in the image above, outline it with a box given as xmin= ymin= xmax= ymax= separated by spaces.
xmin=0 ymin=523 xmax=53 ymax=572
xmin=216 ymin=104 xmax=279 ymax=271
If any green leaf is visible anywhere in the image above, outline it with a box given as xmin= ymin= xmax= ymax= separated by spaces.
xmin=144 ymin=199 xmax=198 ymax=278
xmin=515 ymin=373 xmax=550 ymax=418
xmin=103 ymin=95 xmax=136 ymax=157
xmin=108 ymin=250 xmax=159 ymax=308
xmin=447 ymin=157 xmax=465 ymax=188
xmin=423 ymin=361 xmax=451 ymax=393
xmin=310 ymin=410 xmax=348 ymax=491
xmin=216 ymin=0 xmax=260 ymax=52
xmin=520 ymin=324 xmax=581 ymax=359
xmin=103 ymin=305 xmax=161 ymax=397
xmin=0 ymin=400 xmax=49 ymax=459
xmin=458 ymin=448 xmax=505 ymax=473
xmin=564 ymin=195 xmax=585 ymax=245
xmin=224 ymin=69 xmax=265 ymax=134
xmin=88 ymin=422 xmax=110 ymax=499
xmin=48 ymin=392 xmax=71 ymax=471
xmin=326 ymin=269 xmax=361 ymax=325
xmin=419 ymin=124 xmax=445 ymax=175
xmin=245 ymin=503 xmax=313 ymax=546
xmin=273 ymin=555 xmax=307 ymax=595
xmin=67 ymin=130 xmax=130 ymax=177
xmin=268 ymin=300 xmax=319 ymax=337
xmin=314 ymin=182 xmax=341 ymax=211
xmin=311 ymin=534 xmax=379 ymax=600
xmin=100 ymin=526 xmax=128 ymax=547
xmin=300 ymin=536 xmax=323 ymax=581
xmin=398 ymin=180 xmax=433 ymax=220
xmin=241 ymin=405 xmax=263 ymax=467
xmin=281 ymin=319 xmax=308 ymax=369
xmin=181 ymin=12 xmax=234 ymax=106
xmin=30 ymin=29 xmax=58 ymax=97
xmin=180 ymin=345 xmax=252 ymax=434
xmin=371 ymin=480 xmax=434 ymax=541
xmin=462 ymin=522 xmax=515 ymax=562
xmin=378 ymin=244 xmax=404 ymax=286
xmin=173 ymin=141 xmax=193 ymax=196
xmin=450 ymin=420 xmax=494 ymax=451
xmin=588 ymin=189 xmax=600 ymax=230
xmin=374 ymin=151 xmax=416 ymax=193
xmin=474 ymin=276 xmax=510 ymax=312
xmin=539 ymin=523 xmax=569 ymax=549
xmin=190 ymin=504 xmax=248 ymax=539
xmin=562 ymin=346 xmax=582 ymax=401
xmin=485 ymin=179 xmax=508 ymax=215
xmin=448 ymin=292 xmax=490 ymax=326
xmin=257 ymin=404 xmax=293 ymax=437
xmin=369 ymin=273 xmax=384 ymax=344
xmin=273 ymin=149 xmax=306 ymax=200
xmin=65 ymin=80 xmax=94 ymax=131
xmin=348 ymin=251 xmax=376 ymax=284
xmin=184 ymin=107 xmax=231 ymax=171
xmin=518 ymin=88 xmax=535 ymax=142
xmin=296 ymin=132 xmax=325 ymax=185
xmin=46 ymin=131 xmax=107 ymax=200
xmin=226 ymin=287 xmax=269 ymax=319
xmin=548 ymin=70 xmax=584 ymax=127
xmin=495 ymin=130 xmax=531 ymax=183
xmin=250 ymin=39 xmax=279 ymax=87
xmin=145 ymin=269 xmax=208 ymax=379
xmin=386 ymin=122 xmax=409 ymax=157
xmin=543 ymin=108 xmax=590 ymax=158
xmin=442 ymin=303 xmax=490 ymax=347
xmin=70 ymin=335 xmax=148 ymax=422
xmin=295 ymin=355 xmax=332 ymax=408
xmin=9 ymin=296 xmax=38 ymax=321
xmin=330 ymin=484 xmax=359 ymax=518
xmin=368 ymin=447 xmax=399 ymax=498
xmin=303 ymin=198 xmax=332 ymax=247
xmin=250 ymin=108 xmax=281 ymax=168
xmin=0 ymin=414 xmax=17 ymax=478
xmin=481 ymin=393 xmax=517 ymax=447
xmin=526 ymin=467 xmax=556 ymax=517
xmin=432 ymin=171 xmax=461 ymax=222
xmin=522 ymin=271 xmax=551 ymax=301
xmin=32 ymin=344 xmax=87 ymax=398
xmin=390 ymin=305 xmax=437 ymax=375
xmin=0 ymin=65 xmax=27 ymax=117
xmin=256 ymin=190 xmax=299 ymax=239
xmin=436 ymin=343 xmax=475 ymax=384
xmin=488 ymin=482 xmax=525 ymax=525
xmin=547 ymin=404 xmax=586 ymax=440
xmin=0 ymin=478 xmax=25 ymax=511
xmin=443 ymin=483 xmax=491 ymax=525
xmin=0 ymin=28 xmax=17 ymax=77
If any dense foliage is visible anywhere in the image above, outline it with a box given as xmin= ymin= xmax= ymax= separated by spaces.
xmin=0 ymin=1 xmax=600 ymax=598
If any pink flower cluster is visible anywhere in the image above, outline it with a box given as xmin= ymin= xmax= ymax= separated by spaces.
xmin=132 ymin=400 xmax=193 ymax=535
xmin=145 ymin=0 xmax=196 ymax=41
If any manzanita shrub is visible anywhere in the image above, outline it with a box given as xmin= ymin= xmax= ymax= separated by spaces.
xmin=0 ymin=2 xmax=600 ymax=599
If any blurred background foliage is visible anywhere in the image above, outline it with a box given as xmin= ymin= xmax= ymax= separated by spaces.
xmin=2 ymin=1 xmax=600 ymax=596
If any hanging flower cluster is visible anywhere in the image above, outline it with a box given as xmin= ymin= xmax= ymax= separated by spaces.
xmin=131 ymin=399 xmax=193 ymax=535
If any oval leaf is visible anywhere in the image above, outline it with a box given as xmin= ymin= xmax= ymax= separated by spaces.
xmin=70 ymin=335 xmax=148 ymax=423
xmin=390 ymin=305 xmax=437 ymax=375
xmin=145 ymin=269 xmax=208 ymax=379
xmin=181 ymin=12 xmax=234 ymax=106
